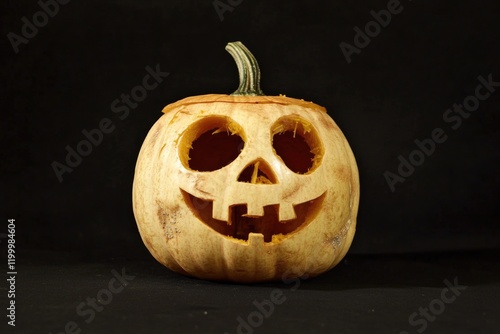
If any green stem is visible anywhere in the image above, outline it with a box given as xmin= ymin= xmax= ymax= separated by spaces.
xmin=225 ymin=41 xmax=264 ymax=96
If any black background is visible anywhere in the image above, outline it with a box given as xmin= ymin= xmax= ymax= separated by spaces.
xmin=1 ymin=0 xmax=499 ymax=333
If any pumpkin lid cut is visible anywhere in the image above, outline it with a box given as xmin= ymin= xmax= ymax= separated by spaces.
xmin=161 ymin=41 xmax=327 ymax=114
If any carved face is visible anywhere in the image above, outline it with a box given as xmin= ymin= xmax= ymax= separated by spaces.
xmin=133 ymin=95 xmax=360 ymax=282
xmin=178 ymin=107 xmax=327 ymax=244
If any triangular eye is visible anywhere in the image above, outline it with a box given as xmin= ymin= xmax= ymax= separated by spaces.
xmin=179 ymin=116 xmax=245 ymax=172
xmin=271 ymin=116 xmax=324 ymax=174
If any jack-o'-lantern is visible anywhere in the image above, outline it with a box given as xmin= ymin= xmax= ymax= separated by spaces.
xmin=132 ymin=42 xmax=359 ymax=282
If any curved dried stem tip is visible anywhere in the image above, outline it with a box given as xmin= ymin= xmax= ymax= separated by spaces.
xmin=225 ymin=41 xmax=264 ymax=96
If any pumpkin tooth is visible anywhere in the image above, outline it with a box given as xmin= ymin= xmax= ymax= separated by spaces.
xmin=278 ymin=202 xmax=296 ymax=221
xmin=246 ymin=201 xmax=265 ymax=217
xmin=234 ymin=205 xmax=277 ymax=242
xmin=212 ymin=200 xmax=230 ymax=222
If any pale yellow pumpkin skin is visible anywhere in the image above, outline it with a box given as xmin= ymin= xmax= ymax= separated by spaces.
xmin=132 ymin=94 xmax=359 ymax=282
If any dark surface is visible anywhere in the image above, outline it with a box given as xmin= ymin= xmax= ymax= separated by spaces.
xmin=2 ymin=250 xmax=499 ymax=334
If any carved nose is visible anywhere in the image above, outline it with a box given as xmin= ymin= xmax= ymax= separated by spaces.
xmin=237 ymin=159 xmax=277 ymax=184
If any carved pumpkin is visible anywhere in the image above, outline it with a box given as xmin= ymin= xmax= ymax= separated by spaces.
xmin=132 ymin=42 xmax=360 ymax=282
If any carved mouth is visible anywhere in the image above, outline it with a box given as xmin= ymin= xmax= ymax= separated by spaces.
xmin=180 ymin=189 xmax=325 ymax=243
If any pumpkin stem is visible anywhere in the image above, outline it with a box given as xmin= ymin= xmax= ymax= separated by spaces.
xmin=225 ymin=41 xmax=264 ymax=96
